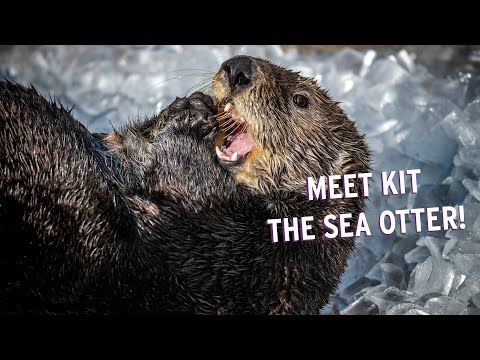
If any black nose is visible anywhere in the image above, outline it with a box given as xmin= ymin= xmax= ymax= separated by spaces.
xmin=221 ymin=56 xmax=254 ymax=91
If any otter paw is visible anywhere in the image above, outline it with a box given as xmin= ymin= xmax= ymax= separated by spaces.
xmin=164 ymin=92 xmax=218 ymax=146
xmin=187 ymin=92 xmax=218 ymax=146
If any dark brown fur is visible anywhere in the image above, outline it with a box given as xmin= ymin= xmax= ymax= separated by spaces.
xmin=0 ymin=56 xmax=369 ymax=315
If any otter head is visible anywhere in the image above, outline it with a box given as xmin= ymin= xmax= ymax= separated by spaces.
xmin=212 ymin=55 xmax=370 ymax=196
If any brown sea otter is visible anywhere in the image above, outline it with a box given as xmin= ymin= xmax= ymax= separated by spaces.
xmin=0 ymin=55 xmax=369 ymax=315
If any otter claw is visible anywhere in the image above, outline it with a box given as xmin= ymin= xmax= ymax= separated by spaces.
xmin=190 ymin=117 xmax=204 ymax=128
xmin=168 ymin=97 xmax=189 ymax=112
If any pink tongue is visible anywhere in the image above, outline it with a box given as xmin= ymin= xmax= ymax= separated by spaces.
xmin=225 ymin=133 xmax=254 ymax=157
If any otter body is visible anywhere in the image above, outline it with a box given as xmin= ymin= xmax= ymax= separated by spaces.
xmin=0 ymin=56 xmax=369 ymax=315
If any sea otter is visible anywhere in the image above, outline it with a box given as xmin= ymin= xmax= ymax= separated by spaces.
xmin=0 ymin=55 xmax=370 ymax=315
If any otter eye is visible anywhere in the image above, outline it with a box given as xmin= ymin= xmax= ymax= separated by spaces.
xmin=293 ymin=94 xmax=308 ymax=108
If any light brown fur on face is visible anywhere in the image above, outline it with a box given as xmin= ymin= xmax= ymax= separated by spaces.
xmin=212 ymin=57 xmax=370 ymax=197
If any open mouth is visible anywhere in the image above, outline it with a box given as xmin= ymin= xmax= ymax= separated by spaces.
xmin=215 ymin=102 xmax=254 ymax=167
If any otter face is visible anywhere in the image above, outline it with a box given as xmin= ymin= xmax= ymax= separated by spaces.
xmin=212 ymin=55 xmax=369 ymax=195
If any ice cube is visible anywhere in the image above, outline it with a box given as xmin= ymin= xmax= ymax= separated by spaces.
xmin=463 ymin=98 xmax=480 ymax=123
xmin=367 ymin=286 xmax=419 ymax=314
xmin=338 ymin=277 xmax=381 ymax=305
xmin=409 ymin=160 xmax=452 ymax=186
xmin=451 ymin=254 xmax=480 ymax=277
xmin=332 ymin=48 xmax=366 ymax=75
xmin=442 ymin=238 xmax=459 ymax=259
xmin=420 ymin=74 xmax=468 ymax=109
xmin=398 ymin=122 xmax=457 ymax=165
xmin=424 ymin=296 xmax=468 ymax=315
xmin=386 ymin=303 xmax=428 ymax=315
xmin=408 ymin=257 xmax=462 ymax=297
xmin=337 ymin=244 xmax=377 ymax=292
xmin=380 ymin=263 xmax=407 ymax=289
xmin=416 ymin=238 xmax=426 ymax=247
xmin=362 ymin=284 xmax=389 ymax=299
xmin=359 ymin=50 xmax=377 ymax=77
xmin=396 ymin=49 xmax=415 ymax=73
xmin=449 ymin=198 xmax=480 ymax=243
xmin=443 ymin=240 xmax=480 ymax=260
xmin=404 ymin=246 xmax=431 ymax=264
xmin=405 ymin=309 xmax=430 ymax=315
xmin=364 ymin=56 xmax=409 ymax=86
xmin=471 ymin=293 xmax=480 ymax=308
xmin=448 ymin=274 xmax=472 ymax=302
xmin=462 ymin=178 xmax=480 ymax=202
xmin=408 ymin=184 xmax=450 ymax=210
xmin=340 ymin=297 xmax=379 ymax=315
xmin=423 ymin=236 xmax=448 ymax=259
xmin=465 ymin=75 xmax=480 ymax=104
xmin=356 ymin=232 xmax=396 ymax=260
xmin=365 ymin=251 xmax=405 ymax=282
xmin=444 ymin=178 xmax=469 ymax=207
xmin=391 ymin=235 xmax=421 ymax=258
xmin=451 ymin=165 xmax=476 ymax=182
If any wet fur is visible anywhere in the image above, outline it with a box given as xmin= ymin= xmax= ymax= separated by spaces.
xmin=0 ymin=57 xmax=369 ymax=315
xmin=213 ymin=57 xmax=370 ymax=195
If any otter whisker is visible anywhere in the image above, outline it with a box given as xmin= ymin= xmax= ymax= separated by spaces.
xmin=216 ymin=115 xmax=231 ymax=121
xmin=221 ymin=119 xmax=241 ymax=132
xmin=224 ymin=122 xmax=244 ymax=139
xmin=214 ymin=107 xmax=234 ymax=118
xmin=219 ymin=117 xmax=235 ymax=125
xmin=221 ymin=124 xmax=237 ymax=134
xmin=222 ymin=124 xmax=235 ymax=132
xmin=219 ymin=119 xmax=236 ymax=128
xmin=238 ymin=123 xmax=247 ymax=136
xmin=219 ymin=120 xmax=237 ymax=130
xmin=193 ymin=83 xmax=213 ymax=96
xmin=166 ymin=68 xmax=216 ymax=75
xmin=182 ymin=81 xmax=210 ymax=97
xmin=215 ymin=110 xmax=234 ymax=120
xmin=151 ymin=73 xmax=213 ymax=89
xmin=182 ymin=78 xmax=213 ymax=97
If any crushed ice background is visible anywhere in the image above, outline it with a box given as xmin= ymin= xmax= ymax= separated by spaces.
xmin=2 ymin=45 xmax=480 ymax=315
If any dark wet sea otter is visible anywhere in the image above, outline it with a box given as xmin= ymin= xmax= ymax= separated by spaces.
xmin=0 ymin=55 xmax=370 ymax=315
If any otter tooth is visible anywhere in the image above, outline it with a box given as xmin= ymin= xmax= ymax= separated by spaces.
xmin=225 ymin=103 xmax=233 ymax=112
xmin=239 ymin=116 xmax=245 ymax=123
xmin=231 ymin=152 xmax=238 ymax=161
xmin=215 ymin=146 xmax=223 ymax=158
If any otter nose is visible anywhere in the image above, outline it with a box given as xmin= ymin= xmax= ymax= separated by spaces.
xmin=221 ymin=56 xmax=254 ymax=91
